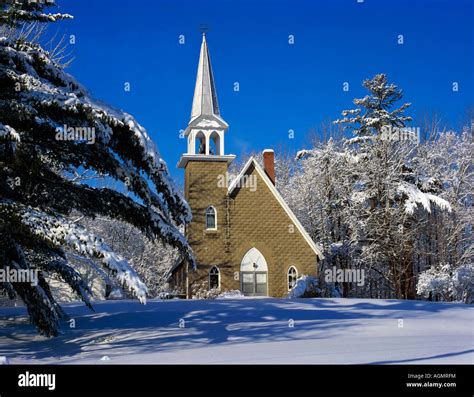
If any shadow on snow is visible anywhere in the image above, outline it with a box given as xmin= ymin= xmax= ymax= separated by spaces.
xmin=0 ymin=298 xmax=470 ymax=362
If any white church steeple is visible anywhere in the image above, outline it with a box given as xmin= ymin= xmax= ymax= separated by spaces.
xmin=178 ymin=33 xmax=234 ymax=168
xmin=190 ymin=33 xmax=221 ymax=122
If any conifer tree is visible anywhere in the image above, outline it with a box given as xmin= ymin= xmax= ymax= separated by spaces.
xmin=0 ymin=1 xmax=193 ymax=336
xmin=335 ymin=74 xmax=451 ymax=299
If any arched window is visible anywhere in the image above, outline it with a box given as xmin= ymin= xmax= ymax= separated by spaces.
xmin=205 ymin=206 xmax=217 ymax=230
xmin=195 ymin=131 xmax=206 ymax=154
xmin=209 ymin=131 xmax=221 ymax=155
xmin=288 ymin=266 xmax=298 ymax=290
xmin=209 ymin=266 xmax=220 ymax=290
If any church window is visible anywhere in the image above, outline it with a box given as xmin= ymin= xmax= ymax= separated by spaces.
xmin=209 ymin=131 xmax=220 ymax=155
xmin=196 ymin=131 xmax=206 ymax=154
xmin=205 ymin=206 xmax=217 ymax=230
xmin=288 ymin=266 xmax=298 ymax=290
xmin=209 ymin=266 xmax=220 ymax=290
xmin=198 ymin=141 xmax=207 ymax=154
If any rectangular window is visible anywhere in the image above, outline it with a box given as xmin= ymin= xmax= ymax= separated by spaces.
xmin=206 ymin=214 xmax=215 ymax=229
xmin=242 ymin=273 xmax=254 ymax=294
xmin=256 ymin=283 xmax=266 ymax=295
xmin=256 ymin=273 xmax=267 ymax=284
xmin=256 ymin=273 xmax=267 ymax=294
xmin=242 ymin=273 xmax=253 ymax=283
xmin=241 ymin=272 xmax=267 ymax=296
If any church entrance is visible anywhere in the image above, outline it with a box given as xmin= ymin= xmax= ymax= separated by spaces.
xmin=240 ymin=248 xmax=268 ymax=296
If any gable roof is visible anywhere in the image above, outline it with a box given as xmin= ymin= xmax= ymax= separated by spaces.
xmin=228 ymin=157 xmax=325 ymax=259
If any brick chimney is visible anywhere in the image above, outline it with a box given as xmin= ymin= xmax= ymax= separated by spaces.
xmin=263 ymin=149 xmax=275 ymax=185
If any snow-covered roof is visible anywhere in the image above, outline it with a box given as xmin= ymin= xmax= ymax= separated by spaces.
xmin=228 ymin=157 xmax=325 ymax=259
xmin=165 ymin=258 xmax=185 ymax=282
xmin=177 ymin=153 xmax=236 ymax=168
xmin=190 ymin=34 xmax=222 ymax=123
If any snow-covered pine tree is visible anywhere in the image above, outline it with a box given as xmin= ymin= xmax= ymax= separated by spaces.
xmin=335 ymin=74 xmax=451 ymax=299
xmin=0 ymin=0 xmax=73 ymax=26
xmin=0 ymin=1 xmax=193 ymax=336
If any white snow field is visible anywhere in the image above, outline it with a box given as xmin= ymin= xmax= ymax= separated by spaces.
xmin=0 ymin=298 xmax=472 ymax=364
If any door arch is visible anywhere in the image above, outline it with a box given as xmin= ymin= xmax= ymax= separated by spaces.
xmin=240 ymin=248 xmax=268 ymax=296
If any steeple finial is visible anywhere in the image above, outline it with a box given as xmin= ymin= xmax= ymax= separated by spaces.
xmin=199 ymin=24 xmax=208 ymax=37
xmin=190 ymin=32 xmax=220 ymax=122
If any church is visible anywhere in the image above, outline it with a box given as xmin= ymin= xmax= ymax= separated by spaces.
xmin=168 ymin=34 xmax=323 ymax=298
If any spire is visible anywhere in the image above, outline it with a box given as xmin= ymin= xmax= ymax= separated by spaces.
xmin=190 ymin=33 xmax=220 ymax=122
xmin=178 ymin=32 xmax=234 ymax=168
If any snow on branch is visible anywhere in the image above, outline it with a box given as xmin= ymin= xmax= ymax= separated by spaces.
xmin=397 ymin=182 xmax=452 ymax=215
xmin=0 ymin=123 xmax=20 ymax=152
xmin=0 ymin=2 xmax=73 ymax=27
xmin=9 ymin=203 xmax=148 ymax=302
xmin=0 ymin=36 xmax=191 ymax=226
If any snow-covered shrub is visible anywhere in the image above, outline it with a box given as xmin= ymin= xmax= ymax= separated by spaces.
xmin=417 ymin=263 xmax=474 ymax=304
xmin=157 ymin=291 xmax=173 ymax=300
xmin=288 ymin=275 xmax=320 ymax=298
xmin=157 ymin=291 xmax=170 ymax=299
xmin=190 ymin=282 xmax=245 ymax=300
xmin=191 ymin=281 xmax=220 ymax=300
xmin=157 ymin=289 xmax=183 ymax=299
xmin=453 ymin=264 xmax=474 ymax=304
xmin=417 ymin=265 xmax=452 ymax=301
xmin=217 ymin=290 xmax=245 ymax=299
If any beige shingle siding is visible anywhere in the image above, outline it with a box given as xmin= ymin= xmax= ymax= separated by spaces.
xmin=177 ymin=160 xmax=318 ymax=298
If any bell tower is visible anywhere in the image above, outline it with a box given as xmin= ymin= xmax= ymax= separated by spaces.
xmin=178 ymin=34 xmax=235 ymax=292
xmin=178 ymin=33 xmax=235 ymax=165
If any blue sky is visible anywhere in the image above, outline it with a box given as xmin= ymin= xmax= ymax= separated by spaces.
xmin=53 ymin=0 xmax=473 ymax=180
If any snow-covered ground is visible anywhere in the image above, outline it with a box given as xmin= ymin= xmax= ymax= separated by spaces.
xmin=0 ymin=298 xmax=472 ymax=364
